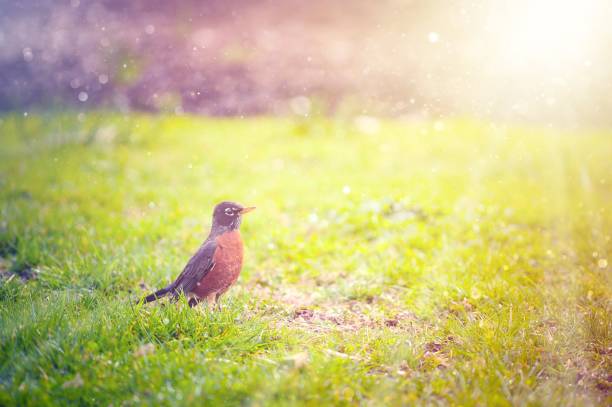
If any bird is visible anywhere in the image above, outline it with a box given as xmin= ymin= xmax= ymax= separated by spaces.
xmin=141 ymin=201 xmax=255 ymax=308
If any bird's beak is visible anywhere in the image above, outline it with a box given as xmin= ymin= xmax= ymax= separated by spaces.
xmin=239 ymin=206 xmax=256 ymax=214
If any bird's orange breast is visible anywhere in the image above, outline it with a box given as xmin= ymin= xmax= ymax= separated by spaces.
xmin=192 ymin=230 xmax=244 ymax=298
xmin=213 ymin=230 xmax=244 ymax=271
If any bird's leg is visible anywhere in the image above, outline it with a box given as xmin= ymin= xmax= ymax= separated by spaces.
xmin=203 ymin=293 xmax=217 ymax=311
xmin=215 ymin=293 xmax=223 ymax=312
xmin=188 ymin=298 xmax=200 ymax=308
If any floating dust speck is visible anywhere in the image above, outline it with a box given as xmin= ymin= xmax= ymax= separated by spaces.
xmin=22 ymin=47 xmax=33 ymax=62
xmin=308 ymin=213 xmax=318 ymax=223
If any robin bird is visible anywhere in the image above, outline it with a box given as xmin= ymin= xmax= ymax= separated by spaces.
xmin=141 ymin=201 xmax=255 ymax=308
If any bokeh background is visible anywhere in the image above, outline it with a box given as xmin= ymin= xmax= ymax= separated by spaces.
xmin=2 ymin=0 xmax=611 ymax=125
xmin=1 ymin=1 xmax=612 ymax=405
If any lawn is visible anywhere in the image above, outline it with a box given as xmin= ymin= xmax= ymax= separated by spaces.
xmin=0 ymin=112 xmax=610 ymax=406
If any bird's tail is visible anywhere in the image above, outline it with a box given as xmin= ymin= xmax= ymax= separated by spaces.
xmin=141 ymin=285 xmax=173 ymax=303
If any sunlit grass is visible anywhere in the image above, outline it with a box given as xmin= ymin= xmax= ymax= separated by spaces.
xmin=0 ymin=112 xmax=610 ymax=405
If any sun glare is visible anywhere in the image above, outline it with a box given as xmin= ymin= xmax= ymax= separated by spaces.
xmin=497 ymin=0 xmax=600 ymax=70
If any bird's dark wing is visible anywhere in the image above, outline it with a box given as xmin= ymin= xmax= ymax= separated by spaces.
xmin=172 ymin=239 xmax=217 ymax=295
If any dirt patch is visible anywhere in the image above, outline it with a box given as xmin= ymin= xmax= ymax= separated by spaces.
xmin=384 ymin=318 xmax=399 ymax=327
xmin=418 ymin=337 xmax=457 ymax=370
xmin=293 ymin=308 xmax=315 ymax=320
xmin=243 ymin=277 xmax=424 ymax=333
xmin=595 ymin=374 xmax=611 ymax=394
xmin=424 ymin=341 xmax=443 ymax=353
xmin=0 ymin=257 xmax=38 ymax=282
xmin=573 ymin=363 xmax=612 ymax=396
xmin=287 ymin=302 xmax=419 ymax=333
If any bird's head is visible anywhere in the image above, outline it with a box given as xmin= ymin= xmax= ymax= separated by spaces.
xmin=211 ymin=201 xmax=255 ymax=232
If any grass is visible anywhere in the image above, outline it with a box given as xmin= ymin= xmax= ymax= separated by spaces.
xmin=0 ymin=112 xmax=610 ymax=406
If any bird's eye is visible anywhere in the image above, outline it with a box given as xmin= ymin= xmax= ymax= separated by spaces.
xmin=224 ymin=208 xmax=234 ymax=216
